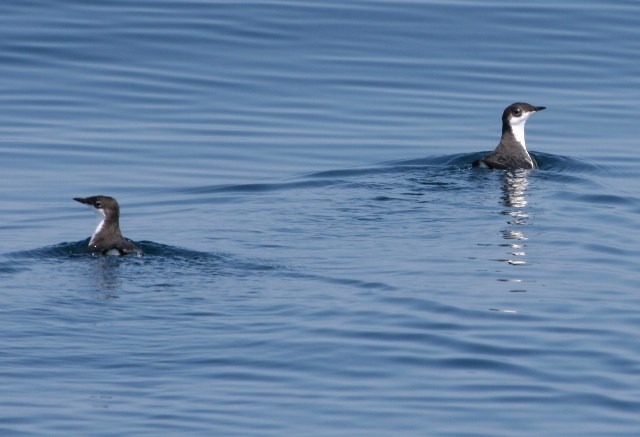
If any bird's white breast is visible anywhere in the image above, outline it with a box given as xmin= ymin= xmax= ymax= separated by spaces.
xmin=88 ymin=207 xmax=106 ymax=245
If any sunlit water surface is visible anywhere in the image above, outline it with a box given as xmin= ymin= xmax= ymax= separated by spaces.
xmin=1 ymin=1 xmax=640 ymax=436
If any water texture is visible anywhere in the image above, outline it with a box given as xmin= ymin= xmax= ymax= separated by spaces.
xmin=1 ymin=1 xmax=639 ymax=436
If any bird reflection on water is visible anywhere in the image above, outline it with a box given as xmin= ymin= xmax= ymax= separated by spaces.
xmin=499 ymin=170 xmax=532 ymax=283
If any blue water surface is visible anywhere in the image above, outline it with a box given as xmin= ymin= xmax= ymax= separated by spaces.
xmin=1 ymin=1 xmax=640 ymax=436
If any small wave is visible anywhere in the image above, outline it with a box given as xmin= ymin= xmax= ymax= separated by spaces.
xmin=170 ymin=151 xmax=606 ymax=202
xmin=532 ymin=152 xmax=603 ymax=174
xmin=3 ymin=239 xmax=282 ymax=282
xmin=8 ymin=239 xmax=228 ymax=260
xmin=178 ymin=179 xmax=339 ymax=195
xmin=390 ymin=151 xmax=601 ymax=174
xmin=383 ymin=152 xmax=481 ymax=168
xmin=311 ymin=151 xmax=601 ymax=180
xmin=8 ymin=240 xmax=91 ymax=260
xmin=283 ymin=271 xmax=397 ymax=292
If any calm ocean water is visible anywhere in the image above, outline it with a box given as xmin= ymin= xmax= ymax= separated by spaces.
xmin=1 ymin=1 xmax=640 ymax=435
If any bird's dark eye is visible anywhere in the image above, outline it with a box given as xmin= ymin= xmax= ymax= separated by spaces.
xmin=95 ymin=201 xmax=103 ymax=208
xmin=513 ymin=108 xmax=522 ymax=117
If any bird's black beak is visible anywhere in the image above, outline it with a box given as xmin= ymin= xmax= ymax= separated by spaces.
xmin=73 ymin=197 xmax=88 ymax=205
xmin=534 ymin=106 xmax=546 ymax=112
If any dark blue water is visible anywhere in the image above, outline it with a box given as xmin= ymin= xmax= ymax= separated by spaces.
xmin=2 ymin=1 xmax=640 ymax=435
